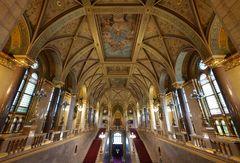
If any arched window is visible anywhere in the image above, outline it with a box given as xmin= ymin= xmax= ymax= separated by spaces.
xmin=198 ymin=61 xmax=236 ymax=137
xmin=199 ymin=73 xmax=221 ymax=115
xmin=4 ymin=63 xmax=39 ymax=134
xmin=113 ymin=132 xmax=122 ymax=144
xmin=198 ymin=61 xmax=229 ymax=115
xmin=16 ymin=72 xmax=38 ymax=113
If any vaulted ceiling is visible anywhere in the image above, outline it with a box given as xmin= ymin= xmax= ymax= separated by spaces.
xmin=18 ymin=0 xmax=220 ymax=104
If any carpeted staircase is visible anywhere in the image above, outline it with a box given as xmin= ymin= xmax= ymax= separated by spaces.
xmin=83 ymin=128 xmax=106 ymax=163
xmin=130 ymin=129 xmax=152 ymax=163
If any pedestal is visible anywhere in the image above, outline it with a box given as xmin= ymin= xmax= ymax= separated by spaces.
xmin=205 ymin=127 xmax=216 ymax=138
xmin=22 ymin=125 xmax=37 ymax=146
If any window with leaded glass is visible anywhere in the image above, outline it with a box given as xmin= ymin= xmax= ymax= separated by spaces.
xmin=10 ymin=70 xmax=28 ymax=112
xmin=16 ymin=73 xmax=38 ymax=113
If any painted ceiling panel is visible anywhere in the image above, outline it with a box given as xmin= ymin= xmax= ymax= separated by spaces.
xmin=97 ymin=14 xmax=140 ymax=59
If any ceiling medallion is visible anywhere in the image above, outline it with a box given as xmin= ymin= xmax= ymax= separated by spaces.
xmin=54 ymin=0 xmax=65 ymax=10
xmin=56 ymin=0 xmax=62 ymax=6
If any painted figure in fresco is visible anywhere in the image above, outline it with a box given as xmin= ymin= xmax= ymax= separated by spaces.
xmin=101 ymin=14 xmax=137 ymax=58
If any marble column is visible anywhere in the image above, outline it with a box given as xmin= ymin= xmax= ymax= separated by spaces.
xmin=150 ymin=103 xmax=156 ymax=131
xmin=43 ymin=88 xmax=60 ymax=133
xmin=0 ymin=61 xmax=24 ymax=132
xmin=183 ymin=80 xmax=205 ymax=135
xmin=176 ymin=88 xmax=195 ymax=137
xmin=212 ymin=66 xmax=240 ymax=135
xmin=160 ymin=95 xmax=169 ymax=136
xmin=52 ymin=91 xmax=64 ymax=130
xmin=66 ymin=95 xmax=76 ymax=130
xmin=80 ymin=100 xmax=87 ymax=130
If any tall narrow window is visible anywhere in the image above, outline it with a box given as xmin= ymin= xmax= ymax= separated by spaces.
xmin=199 ymin=74 xmax=221 ymax=115
xmin=113 ymin=132 xmax=122 ymax=144
xmin=16 ymin=73 xmax=38 ymax=113
xmin=10 ymin=70 xmax=28 ymax=112
xmin=215 ymin=120 xmax=223 ymax=135
xmin=198 ymin=60 xmax=235 ymax=137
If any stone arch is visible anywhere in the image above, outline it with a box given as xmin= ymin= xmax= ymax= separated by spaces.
xmin=151 ymin=7 xmax=211 ymax=60
xmin=175 ymin=48 xmax=201 ymax=82
xmin=27 ymin=6 xmax=212 ymax=62
xmin=38 ymin=47 xmax=63 ymax=82
xmin=27 ymin=7 xmax=86 ymax=60
xmin=159 ymin=70 xmax=172 ymax=94
xmin=61 ymin=44 xmax=95 ymax=82
xmin=64 ymin=71 xmax=77 ymax=93
xmin=149 ymin=85 xmax=157 ymax=101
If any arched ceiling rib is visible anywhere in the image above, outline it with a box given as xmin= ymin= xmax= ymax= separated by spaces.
xmin=23 ymin=0 xmax=216 ymax=105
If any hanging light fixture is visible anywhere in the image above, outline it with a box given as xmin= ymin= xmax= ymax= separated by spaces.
xmin=190 ymin=89 xmax=204 ymax=100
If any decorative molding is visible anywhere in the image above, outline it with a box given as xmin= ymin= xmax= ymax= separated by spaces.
xmin=224 ymin=54 xmax=240 ymax=71
xmin=0 ymin=52 xmax=15 ymax=69
xmin=92 ymin=6 xmax=145 ymax=14
xmin=204 ymin=56 xmax=225 ymax=68
xmin=172 ymin=81 xmax=184 ymax=89
xmin=13 ymin=54 xmax=35 ymax=67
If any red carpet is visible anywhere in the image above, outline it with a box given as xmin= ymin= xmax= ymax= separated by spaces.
xmin=83 ymin=128 xmax=106 ymax=163
xmin=130 ymin=129 xmax=152 ymax=163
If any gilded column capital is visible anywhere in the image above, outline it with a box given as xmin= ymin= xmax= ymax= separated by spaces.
xmin=204 ymin=56 xmax=225 ymax=68
xmin=172 ymin=81 xmax=184 ymax=89
xmin=223 ymin=53 xmax=240 ymax=71
xmin=14 ymin=55 xmax=35 ymax=67
xmin=53 ymin=80 xmax=65 ymax=88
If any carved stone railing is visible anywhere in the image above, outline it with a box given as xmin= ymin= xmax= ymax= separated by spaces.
xmin=31 ymin=133 xmax=46 ymax=148
xmin=72 ymin=129 xmax=81 ymax=136
xmin=175 ymin=132 xmax=188 ymax=143
xmin=210 ymin=138 xmax=240 ymax=157
xmin=62 ymin=130 xmax=70 ymax=139
xmin=52 ymin=131 xmax=61 ymax=142
xmin=190 ymin=135 xmax=210 ymax=149
xmin=0 ymin=135 xmax=28 ymax=155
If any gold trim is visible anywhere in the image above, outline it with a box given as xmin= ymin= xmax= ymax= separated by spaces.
xmin=204 ymin=56 xmax=225 ymax=68
xmin=0 ymin=52 xmax=16 ymax=69
xmin=223 ymin=53 xmax=240 ymax=71
xmin=13 ymin=55 xmax=35 ymax=67
xmin=172 ymin=81 xmax=184 ymax=89
xmin=52 ymin=80 xmax=65 ymax=88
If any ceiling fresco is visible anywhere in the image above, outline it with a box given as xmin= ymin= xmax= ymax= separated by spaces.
xmin=21 ymin=0 xmax=220 ymax=104
xmin=98 ymin=14 xmax=139 ymax=59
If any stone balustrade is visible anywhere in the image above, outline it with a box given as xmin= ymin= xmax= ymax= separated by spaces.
xmin=0 ymin=135 xmax=28 ymax=154
xmin=190 ymin=135 xmax=209 ymax=148
xmin=210 ymin=137 xmax=240 ymax=157
xmin=31 ymin=133 xmax=46 ymax=148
